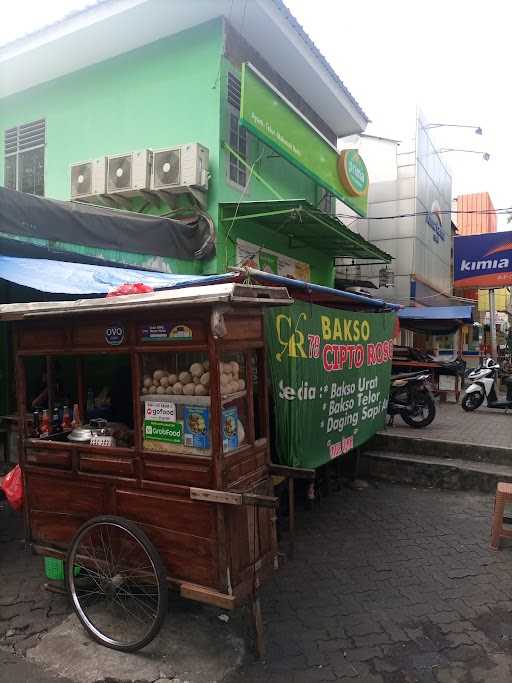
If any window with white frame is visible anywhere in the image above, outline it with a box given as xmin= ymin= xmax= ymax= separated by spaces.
xmin=4 ymin=119 xmax=46 ymax=196
xmin=226 ymin=73 xmax=248 ymax=189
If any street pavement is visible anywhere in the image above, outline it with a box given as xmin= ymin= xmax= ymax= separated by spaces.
xmin=3 ymin=480 xmax=512 ymax=681
xmin=382 ymin=400 xmax=511 ymax=450
xmin=231 ymin=481 xmax=512 ymax=682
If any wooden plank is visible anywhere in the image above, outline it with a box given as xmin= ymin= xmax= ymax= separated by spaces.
xmin=27 ymin=472 xmax=107 ymax=516
xmin=79 ymin=455 xmax=134 ymax=477
xmin=143 ymin=460 xmax=211 ymax=488
xmin=241 ymin=493 xmax=278 ymax=509
xmin=116 ymin=488 xmax=216 ymax=538
xmin=72 ymin=322 xmax=128 ymax=348
xmin=270 ymin=464 xmax=316 ymax=480
xmin=26 ymin=448 xmax=72 ymax=469
xmin=222 ymin=315 xmax=262 ymax=341
xmin=18 ymin=325 xmax=66 ymax=351
xmin=180 ymin=582 xmax=236 ymax=610
xmin=137 ymin=522 xmax=218 ymax=588
xmin=190 ymin=487 xmax=243 ymax=505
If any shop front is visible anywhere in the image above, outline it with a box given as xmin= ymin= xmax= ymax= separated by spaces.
xmin=2 ymin=282 xmax=292 ymax=654
xmin=218 ymin=64 xmax=392 ymax=286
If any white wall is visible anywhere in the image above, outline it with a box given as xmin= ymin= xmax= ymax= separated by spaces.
xmin=336 ymin=119 xmax=453 ymax=304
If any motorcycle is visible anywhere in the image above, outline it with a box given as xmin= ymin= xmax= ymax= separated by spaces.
xmin=387 ymin=371 xmax=436 ymax=428
xmin=462 ymin=358 xmax=512 ymax=412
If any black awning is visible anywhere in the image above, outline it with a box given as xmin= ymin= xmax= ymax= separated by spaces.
xmin=0 ymin=187 xmax=214 ymax=261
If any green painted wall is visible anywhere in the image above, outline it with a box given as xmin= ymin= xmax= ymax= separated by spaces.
xmin=214 ymin=57 xmax=333 ymax=285
xmin=0 ymin=19 xmax=334 ymax=285
xmin=0 ymin=19 xmax=224 ymax=274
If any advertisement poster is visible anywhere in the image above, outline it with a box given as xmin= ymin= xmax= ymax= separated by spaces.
xmin=237 ymin=238 xmax=311 ymax=282
xmin=143 ymin=400 xmax=181 ymax=444
xmin=265 ymin=301 xmax=396 ymax=468
xmin=183 ymin=406 xmax=210 ymax=449
xmin=453 ymin=230 xmax=512 ymax=288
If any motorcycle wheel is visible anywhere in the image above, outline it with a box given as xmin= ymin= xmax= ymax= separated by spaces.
xmin=401 ymin=392 xmax=436 ymax=428
xmin=461 ymin=391 xmax=484 ymax=412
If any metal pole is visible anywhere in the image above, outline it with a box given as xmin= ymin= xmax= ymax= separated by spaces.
xmin=489 ymin=288 xmax=497 ymax=359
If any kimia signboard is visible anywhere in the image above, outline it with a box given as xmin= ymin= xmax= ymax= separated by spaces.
xmin=453 ymin=231 xmax=512 ymax=288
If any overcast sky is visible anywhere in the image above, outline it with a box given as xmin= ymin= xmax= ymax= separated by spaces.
xmin=1 ymin=0 xmax=510 ymax=227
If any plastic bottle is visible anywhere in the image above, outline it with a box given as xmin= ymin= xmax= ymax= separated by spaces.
xmin=40 ymin=409 xmax=50 ymax=438
xmin=71 ymin=403 xmax=81 ymax=429
xmin=52 ymin=408 xmax=61 ymax=434
xmin=61 ymin=405 xmax=72 ymax=431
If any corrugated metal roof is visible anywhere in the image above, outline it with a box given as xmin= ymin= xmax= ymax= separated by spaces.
xmin=271 ymin=0 xmax=368 ymax=123
xmin=0 ymin=0 xmax=111 ymax=50
xmin=0 ymin=0 xmax=369 ymax=123
xmin=0 ymin=282 xmax=293 ymax=320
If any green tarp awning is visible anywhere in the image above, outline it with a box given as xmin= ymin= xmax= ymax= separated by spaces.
xmin=219 ymin=199 xmax=392 ymax=262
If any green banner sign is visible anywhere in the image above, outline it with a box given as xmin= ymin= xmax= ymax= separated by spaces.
xmin=240 ymin=63 xmax=369 ymax=217
xmin=265 ymin=301 xmax=396 ymax=468
xmin=144 ymin=420 xmax=182 ymax=444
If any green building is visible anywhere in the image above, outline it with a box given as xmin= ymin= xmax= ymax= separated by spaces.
xmin=0 ymin=0 xmax=389 ymax=288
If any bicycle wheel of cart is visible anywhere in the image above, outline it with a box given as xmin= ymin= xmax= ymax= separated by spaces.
xmin=66 ymin=515 xmax=168 ymax=652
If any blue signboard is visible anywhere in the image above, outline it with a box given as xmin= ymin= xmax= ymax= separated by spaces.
xmin=454 ymin=231 xmax=512 ymax=288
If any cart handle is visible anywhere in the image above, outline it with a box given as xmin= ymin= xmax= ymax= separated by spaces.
xmin=190 ymin=487 xmax=278 ymax=509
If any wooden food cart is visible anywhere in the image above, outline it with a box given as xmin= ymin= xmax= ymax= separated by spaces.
xmin=2 ymin=283 xmax=292 ymax=654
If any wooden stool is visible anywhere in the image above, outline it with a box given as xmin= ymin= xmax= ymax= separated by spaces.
xmin=490 ymin=482 xmax=512 ymax=550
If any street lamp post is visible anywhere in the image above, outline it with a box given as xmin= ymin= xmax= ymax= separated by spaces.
xmin=438 ymin=148 xmax=490 ymax=161
xmin=425 ymin=123 xmax=483 ymax=135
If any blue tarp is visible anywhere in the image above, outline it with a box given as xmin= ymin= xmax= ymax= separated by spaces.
xmin=399 ymin=306 xmax=473 ymax=322
xmin=398 ymin=305 xmax=474 ymax=334
xmin=0 ymin=255 xmax=231 ymax=294
xmin=0 ymin=255 xmax=400 ymax=311
xmin=241 ymin=269 xmax=400 ymax=310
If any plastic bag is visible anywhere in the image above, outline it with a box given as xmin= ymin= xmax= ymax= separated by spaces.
xmin=106 ymin=283 xmax=154 ymax=298
xmin=0 ymin=465 xmax=24 ymax=511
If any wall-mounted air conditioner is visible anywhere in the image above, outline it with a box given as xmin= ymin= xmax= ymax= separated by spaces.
xmin=70 ymin=158 xmax=106 ymax=200
xmin=150 ymin=143 xmax=209 ymax=192
xmin=106 ymin=149 xmax=150 ymax=196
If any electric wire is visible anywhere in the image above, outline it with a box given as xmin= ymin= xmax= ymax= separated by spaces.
xmin=335 ymin=207 xmax=512 ymax=222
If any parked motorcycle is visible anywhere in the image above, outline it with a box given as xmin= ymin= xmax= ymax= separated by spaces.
xmin=462 ymin=358 xmax=512 ymax=412
xmin=387 ymin=371 xmax=436 ymax=428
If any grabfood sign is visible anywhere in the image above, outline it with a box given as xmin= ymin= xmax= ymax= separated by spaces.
xmin=240 ymin=63 xmax=369 ymax=217
xmin=265 ymin=301 xmax=395 ymax=469
xmin=454 ymin=231 xmax=512 ymax=288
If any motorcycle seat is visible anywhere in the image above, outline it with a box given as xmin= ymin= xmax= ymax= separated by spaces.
xmin=392 ymin=371 xmax=428 ymax=381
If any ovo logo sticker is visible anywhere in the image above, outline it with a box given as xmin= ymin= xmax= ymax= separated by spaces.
xmin=105 ymin=325 xmax=125 ymax=346
xmin=275 ymin=312 xmax=308 ymax=361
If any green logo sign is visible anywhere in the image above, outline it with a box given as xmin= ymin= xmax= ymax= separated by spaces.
xmin=144 ymin=420 xmax=182 ymax=444
xmin=338 ymin=149 xmax=368 ymax=197
xmin=239 ymin=63 xmax=369 ymax=217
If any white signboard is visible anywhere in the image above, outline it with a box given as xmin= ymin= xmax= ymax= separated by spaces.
xmin=236 ymin=238 xmax=311 ymax=282
xmin=144 ymin=401 xmax=177 ymax=422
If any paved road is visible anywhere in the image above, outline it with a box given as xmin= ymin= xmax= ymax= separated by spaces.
xmin=231 ymin=482 xmax=512 ymax=682
xmin=382 ymin=400 xmax=512 ymax=450
xmin=4 ymin=481 xmax=512 ymax=681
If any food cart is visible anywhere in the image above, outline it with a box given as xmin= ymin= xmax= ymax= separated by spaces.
xmin=1 ymin=282 xmax=292 ymax=654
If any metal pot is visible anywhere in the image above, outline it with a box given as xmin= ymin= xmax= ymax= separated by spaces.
xmin=68 ymin=419 xmax=108 ymax=443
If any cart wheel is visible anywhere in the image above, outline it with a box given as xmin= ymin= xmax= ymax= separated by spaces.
xmin=66 ymin=515 xmax=168 ymax=652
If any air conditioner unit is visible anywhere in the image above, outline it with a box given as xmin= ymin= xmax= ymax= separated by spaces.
xmin=70 ymin=158 xmax=106 ymax=200
xmin=106 ymin=150 xmax=150 ymax=196
xmin=150 ymin=143 xmax=209 ymax=192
